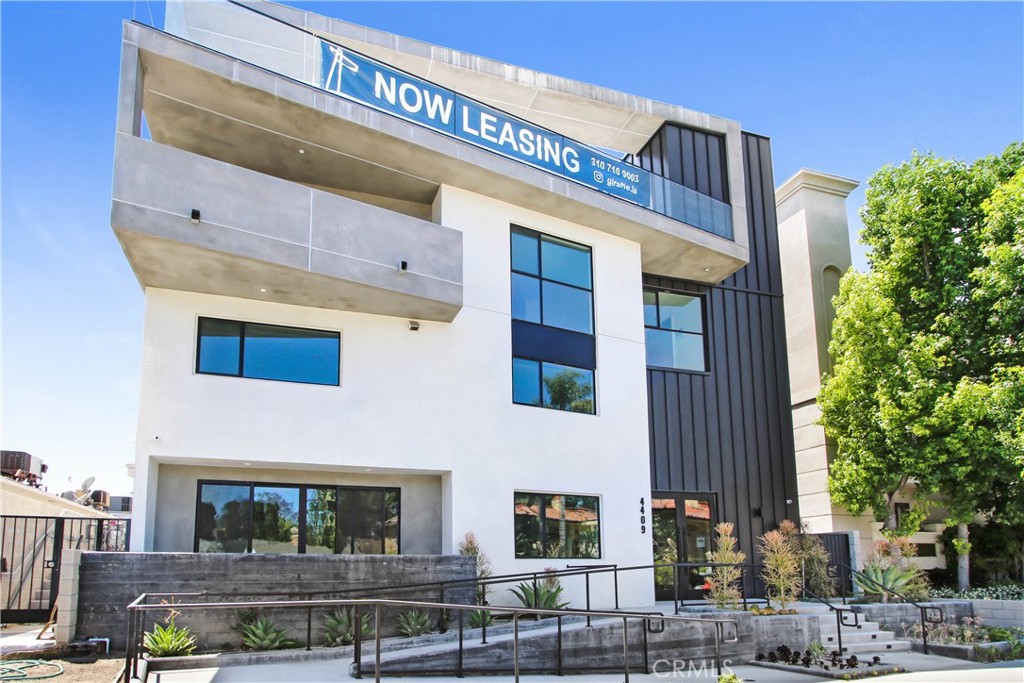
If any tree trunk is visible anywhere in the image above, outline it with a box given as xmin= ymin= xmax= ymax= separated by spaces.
xmin=883 ymin=491 xmax=899 ymax=533
xmin=957 ymin=523 xmax=970 ymax=592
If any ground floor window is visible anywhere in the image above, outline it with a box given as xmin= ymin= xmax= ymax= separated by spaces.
xmin=195 ymin=480 xmax=399 ymax=554
xmin=514 ymin=492 xmax=600 ymax=558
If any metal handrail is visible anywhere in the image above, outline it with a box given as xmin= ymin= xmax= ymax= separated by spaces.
xmin=831 ymin=562 xmax=944 ymax=654
xmin=124 ymin=594 xmax=738 ymax=683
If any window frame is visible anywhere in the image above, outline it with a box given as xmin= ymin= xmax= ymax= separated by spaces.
xmin=194 ymin=479 xmax=400 ymax=555
xmin=195 ymin=316 xmax=341 ymax=386
xmin=643 ymin=287 xmax=708 ymax=373
xmin=513 ymin=491 xmax=602 ymax=559
xmin=510 ymin=226 xmax=595 ymax=335
xmin=511 ymin=357 xmax=596 ymax=414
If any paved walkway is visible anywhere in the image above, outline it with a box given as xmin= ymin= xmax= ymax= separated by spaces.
xmin=148 ymin=652 xmax=1024 ymax=683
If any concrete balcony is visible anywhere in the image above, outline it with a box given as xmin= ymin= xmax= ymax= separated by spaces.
xmin=111 ymin=134 xmax=463 ymax=321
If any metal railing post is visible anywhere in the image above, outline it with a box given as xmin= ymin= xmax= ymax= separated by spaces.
xmin=374 ymin=604 xmax=382 ymax=683
xmin=673 ymin=565 xmax=680 ymax=614
xmin=353 ymin=605 xmax=362 ymax=679
xmin=457 ymin=608 xmax=464 ymax=678
xmin=305 ymin=599 xmax=312 ymax=651
xmin=622 ymin=616 xmax=630 ymax=683
xmin=557 ymin=615 xmax=563 ymax=676
xmin=835 ymin=608 xmax=844 ymax=655
xmin=613 ymin=566 xmax=620 ymax=609
xmin=513 ymin=612 xmax=520 ymax=683
xmin=921 ymin=606 xmax=929 ymax=655
xmin=585 ymin=573 xmax=592 ymax=627
xmin=714 ymin=621 xmax=723 ymax=676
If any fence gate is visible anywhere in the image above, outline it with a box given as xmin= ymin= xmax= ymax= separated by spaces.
xmin=1 ymin=515 xmax=130 ymax=622
xmin=815 ymin=531 xmax=854 ymax=593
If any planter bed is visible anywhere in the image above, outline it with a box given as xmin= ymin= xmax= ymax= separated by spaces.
xmin=749 ymin=659 xmax=904 ymax=680
xmin=908 ymin=639 xmax=1015 ymax=661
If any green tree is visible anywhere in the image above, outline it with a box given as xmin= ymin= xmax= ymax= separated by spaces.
xmin=821 ymin=143 xmax=1024 ymax=591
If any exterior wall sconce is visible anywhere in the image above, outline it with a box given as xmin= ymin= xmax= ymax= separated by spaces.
xmin=752 ymin=506 xmax=762 ymax=518
xmin=399 ymin=260 xmax=409 ymax=272
xmin=190 ymin=209 xmax=201 ymax=224
xmin=408 ymin=320 xmax=420 ymax=331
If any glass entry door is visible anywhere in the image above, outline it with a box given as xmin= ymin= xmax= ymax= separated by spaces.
xmin=651 ymin=492 xmax=716 ymax=601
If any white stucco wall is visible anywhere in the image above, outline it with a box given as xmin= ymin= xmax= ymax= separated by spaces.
xmin=131 ymin=184 xmax=655 ymax=607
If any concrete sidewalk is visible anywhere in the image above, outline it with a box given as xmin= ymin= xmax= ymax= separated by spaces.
xmin=148 ymin=652 xmax=1024 ymax=683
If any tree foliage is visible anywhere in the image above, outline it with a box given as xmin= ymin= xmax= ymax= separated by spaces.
xmin=820 ymin=143 xmax=1024 ymax=589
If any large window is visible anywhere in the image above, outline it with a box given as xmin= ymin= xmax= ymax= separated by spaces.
xmin=511 ymin=227 xmax=596 ymax=414
xmin=196 ymin=481 xmax=399 ymax=554
xmin=514 ymin=492 xmax=601 ymax=559
xmin=196 ymin=317 xmax=340 ymax=386
xmin=643 ymin=288 xmax=706 ymax=372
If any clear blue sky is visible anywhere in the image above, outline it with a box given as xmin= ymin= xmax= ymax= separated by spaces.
xmin=2 ymin=1 xmax=1022 ymax=497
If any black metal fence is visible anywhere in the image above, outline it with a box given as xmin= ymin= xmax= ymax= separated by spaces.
xmin=1 ymin=515 xmax=130 ymax=622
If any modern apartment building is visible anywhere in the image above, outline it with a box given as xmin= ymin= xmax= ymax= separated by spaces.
xmin=115 ymin=0 xmax=803 ymax=606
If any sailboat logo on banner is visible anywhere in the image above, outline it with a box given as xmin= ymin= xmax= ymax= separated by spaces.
xmin=324 ymin=45 xmax=359 ymax=94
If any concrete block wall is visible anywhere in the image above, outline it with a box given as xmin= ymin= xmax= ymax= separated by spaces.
xmin=971 ymin=600 xmax=1024 ymax=629
xmin=852 ymin=601 xmax=974 ymax=634
xmin=74 ymin=552 xmax=476 ymax=650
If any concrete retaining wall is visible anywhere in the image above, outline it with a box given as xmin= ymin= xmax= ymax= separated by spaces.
xmin=970 ymin=600 xmax=1023 ymax=629
xmin=73 ymin=552 xmax=476 ymax=650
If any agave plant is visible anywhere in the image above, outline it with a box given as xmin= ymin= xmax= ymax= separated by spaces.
xmin=852 ymin=564 xmax=920 ymax=602
xmin=144 ymin=618 xmax=197 ymax=657
xmin=395 ymin=609 xmax=432 ymax=637
xmin=510 ymin=579 xmax=569 ymax=615
xmin=322 ymin=607 xmax=371 ymax=647
xmin=467 ymin=609 xmax=492 ymax=628
xmin=237 ymin=614 xmax=295 ymax=650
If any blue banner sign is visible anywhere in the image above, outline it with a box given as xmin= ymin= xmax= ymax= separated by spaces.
xmin=320 ymin=41 xmax=650 ymax=206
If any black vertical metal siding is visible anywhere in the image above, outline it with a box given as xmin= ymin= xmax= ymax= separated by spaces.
xmin=632 ymin=123 xmax=730 ymax=204
xmin=645 ymin=132 xmax=799 ymax=575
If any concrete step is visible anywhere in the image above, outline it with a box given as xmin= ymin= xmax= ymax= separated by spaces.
xmin=821 ymin=629 xmax=897 ymax=647
xmin=819 ymin=621 xmax=883 ymax=635
xmin=826 ymin=639 xmax=912 ymax=655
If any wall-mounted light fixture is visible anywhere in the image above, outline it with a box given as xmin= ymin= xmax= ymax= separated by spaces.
xmin=752 ymin=506 xmax=762 ymax=518
xmin=190 ymin=209 xmax=201 ymax=224
xmin=408 ymin=320 xmax=420 ymax=331
xmin=399 ymin=260 xmax=409 ymax=273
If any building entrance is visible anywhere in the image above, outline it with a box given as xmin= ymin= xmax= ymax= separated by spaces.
xmin=651 ymin=492 xmax=716 ymax=601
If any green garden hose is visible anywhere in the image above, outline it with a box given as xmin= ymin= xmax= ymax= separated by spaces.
xmin=0 ymin=660 xmax=64 ymax=681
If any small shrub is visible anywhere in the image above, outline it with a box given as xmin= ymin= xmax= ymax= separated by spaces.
xmin=236 ymin=612 xmax=295 ymax=651
xmin=459 ymin=531 xmax=493 ymax=605
xmin=396 ymin=609 xmax=432 ymax=637
xmin=322 ymin=607 xmax=371 ymax=647
xmin=706 ymin=522 xmax=746 ymax=610
xmin=759 ymin=529 xmax=801 ymax=610
xmin=144 ymin=618 xmax=196 ymax=657
xmin=717 ymin=674 xmax=744 ymax=683
xmin=928 ymin=583 xmax=1024 ymax=601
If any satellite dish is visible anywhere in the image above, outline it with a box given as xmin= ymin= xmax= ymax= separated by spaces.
xmin=81 ymin=476 xmax=96 ymax=493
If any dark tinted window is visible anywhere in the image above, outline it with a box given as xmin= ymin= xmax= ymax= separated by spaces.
xmin=197 ymin=317 xmax=339 ymax=386
xmin=513 ymin=358 xmax=594 ymax=414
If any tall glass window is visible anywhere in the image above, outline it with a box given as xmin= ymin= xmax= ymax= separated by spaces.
xmin=514 ymin=492 xmax=601 ymax=559
xmin=196 ymin=317 xmax=340 ymax=386
xmin=643 ymin=289 xmax=706 ymax=372
xmin=195 ymin=481 xmax=399 ymax=555
xmin=511 ymin=227 xmax=596 ymax=414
